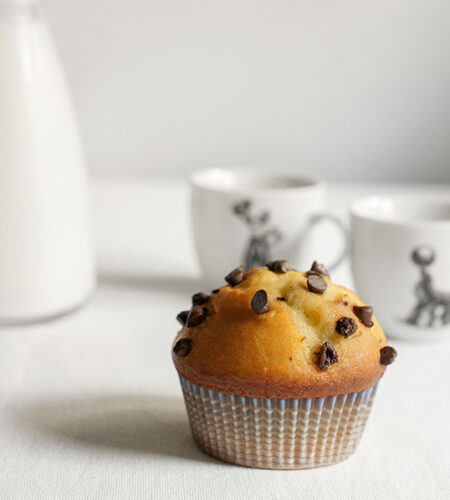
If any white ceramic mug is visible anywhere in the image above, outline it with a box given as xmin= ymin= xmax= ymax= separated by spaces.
xmin=351 ymin=194 xmax=450 ymax=341
xmin=190 ymin=167 xmax=347 ymax=287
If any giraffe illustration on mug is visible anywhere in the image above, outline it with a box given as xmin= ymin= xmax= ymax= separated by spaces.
xmin=407 ymin=245 xmax=450 ymax=327
xmin=232 ymin=200 xmax=282 ymax=270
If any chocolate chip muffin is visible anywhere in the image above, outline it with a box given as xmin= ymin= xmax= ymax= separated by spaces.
xmin=173 ymin=261 xmax=396 ymax=469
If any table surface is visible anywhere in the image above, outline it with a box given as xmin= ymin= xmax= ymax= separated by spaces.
xmin=1 ymin=179 xmax=449 ymax=500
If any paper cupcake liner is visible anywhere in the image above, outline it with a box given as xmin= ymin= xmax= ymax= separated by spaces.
xmin=179 ymin=376 xmax=378 ymax=469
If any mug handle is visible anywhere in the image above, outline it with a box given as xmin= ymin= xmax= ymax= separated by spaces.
xmin=307 ymin=213 xmax=349 ymax=271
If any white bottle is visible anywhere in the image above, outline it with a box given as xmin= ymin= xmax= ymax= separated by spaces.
xmin=0 ymin=0 xmax=95 ymax=322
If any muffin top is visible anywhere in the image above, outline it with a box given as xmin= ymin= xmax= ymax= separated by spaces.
xmin=172 ymin=261 xmax=396 ymax=399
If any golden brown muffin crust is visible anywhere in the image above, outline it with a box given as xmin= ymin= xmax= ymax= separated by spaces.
xmin=173 ymin=267 xmax=388 ymax=398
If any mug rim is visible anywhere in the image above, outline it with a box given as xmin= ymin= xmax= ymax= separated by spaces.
xmin=351 ymin=194 xmax=450 ymax=227
xmin=189 ymin=167 xmax=325 ymax=195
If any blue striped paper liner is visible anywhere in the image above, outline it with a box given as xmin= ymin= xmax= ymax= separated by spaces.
xmin=179 ymin=375 xmax=379 ymax=469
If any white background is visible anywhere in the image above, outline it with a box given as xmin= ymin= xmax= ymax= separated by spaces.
xmin=45 ymin=0 xmax=450 ymax=182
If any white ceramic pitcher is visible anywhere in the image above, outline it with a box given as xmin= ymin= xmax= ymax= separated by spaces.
xmin=0 ymin=0 xmax=95 ymax=322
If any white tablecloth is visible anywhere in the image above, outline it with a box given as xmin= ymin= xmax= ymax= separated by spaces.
xmin=0 ymin=179 xmax=449 ymax=500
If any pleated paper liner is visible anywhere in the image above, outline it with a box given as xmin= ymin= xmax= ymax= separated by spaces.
xmin=179 ymin=376 xmax=378 ymax=469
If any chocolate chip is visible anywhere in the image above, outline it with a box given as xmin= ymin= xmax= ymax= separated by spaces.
xmin=343 ymin=301 xmax=349 ymax=306
xmin=380 ymin=346 xmax=397 ymax=365
xmin=211 ymin=289 xmax=220 ymax=294
xmin=353 ymin=305 xmax=374 ymax=327
xmin=173 ymin=338 xmax=192 ymax=357
xmin=225 ymin=265 xmax=245 ymax=286
xmin=335 ymin=317 xmax=358 ymax=338
xmin=266 ymin=260 xmax=291 ymax=273
xmin=310 ymin=261 xmax=329 ymax=276
xmin=176 ymin=310 xmax=190 ymax=326
xmin=307 ymin=274 xmax=327 ymax=294
xmin=251 ymin=289 xmax=270 ymax=314
xmin=316 ymin=342 xmax=338 ymax=371
xmin=186 ymin=305 xmax=207 ymax=327
xmin=277 ymin=296 xmax=287 ymax=301
xmin=192 ymin=292 xmax=209 ymax=306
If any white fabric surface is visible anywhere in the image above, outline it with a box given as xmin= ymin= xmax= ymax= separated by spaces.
xmin=0 ymin=179 xmax=449 ymax=500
